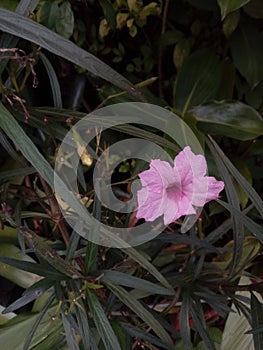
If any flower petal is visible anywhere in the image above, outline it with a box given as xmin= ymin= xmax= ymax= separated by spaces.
xmin=174 ymin=146 xmax=207 ymax=183
xmin=177 ymin=194 xmax=196 ymax=218
xmin=139 ymin=159 xmax=174 ymax=193
xmin=163 ymin=187 xmax=180 ymax=225
xmin=205 ymin=177 xmax=224 ymax=202
xmin=136 ymin=186 xmax=166 ymax=221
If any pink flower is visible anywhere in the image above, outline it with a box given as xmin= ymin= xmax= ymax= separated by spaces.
xmin=136 ymin=146 xmax=224 ymax=225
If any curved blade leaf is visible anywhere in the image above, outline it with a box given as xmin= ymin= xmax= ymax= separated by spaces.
xmin=192 ymin=101 xmax=263 ymax=141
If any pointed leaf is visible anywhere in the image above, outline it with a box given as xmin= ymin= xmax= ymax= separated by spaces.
xmin=180 ymin=290 xmax=192 ymax=350
xmin=192 ymin=101 xmax=263 ymax=141
xmin=102 ymin=270 xmax=174 ymax=295
xmin=86 ymin=289 xmax=121 ymax=350
xmin=120 ymin=323 xmax=172 ymax=350
xmin=217 ymin=200 xmax=263 ymax=243
xmin=74 ymin=300 xmax=91 ymax=350
xmin=230 ymin=20 xmax=263 ymax=85
xmin=61 ymin=313 xmax=80 ymax=350
xmin=208 ymin=136 xmax=263 ymax=218
xmin=39 ymin=52 xmax=62 ymax=108
xmin=251 ymin=293 xmax=263 ymax=350
xmin=3 ymin=279 xmax=53 ymax=314
xmin=0 ymin=257 xmax=65 ymax=279
xmin=174 ymin=49 xmax=222 ymax=112
xmin=106 ymin=282 xmax=173 ymax=347
xmin=217 ymin=0 xmax=250 ymax=19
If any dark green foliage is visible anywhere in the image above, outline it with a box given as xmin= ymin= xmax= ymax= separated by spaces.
xmin=0 ymin=0 xmax=262 ymax=349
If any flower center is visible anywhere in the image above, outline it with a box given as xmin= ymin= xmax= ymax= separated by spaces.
xmin=166 ymin=182 xmax=180 ymax=192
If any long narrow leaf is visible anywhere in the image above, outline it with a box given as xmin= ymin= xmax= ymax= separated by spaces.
xmin=122 ymin=247 xmax=172 ymax=288
xmin=217 ymin=200 xmax=263 ymax=243
xmin=39 ymin=52 xmax=63 ymax=108
xmin=208 ymin=136 xmax=263 ymax=217
xmin=106 ymin=282 xmax=173 ymax=347
xmin=207 ymin=136 xmax=244 ymax=273
xmin=3 ymin=279 xmax=53 ymax=314
xmin=102 ymin=270 xmax=174 ymax=295
xmin=251 ymin=293 xmax=263 ymax=350
xmin=120 ymin=323 xmax=172 ymax=350
xmin=0 ymin=167 xmax=35 ymax=182
xmin=23 ymin=295 xmax=55 ymax=350
xmin=180 ymin=290 xmax=192 ymax=350
xmin=0 ymin=9 xmax=143 ymax=100
xmin=74 ymin=300 xmax=91 ymax=350
xmin=0 ymin=257 xmax=64 ymax=279
xmin=86 ymin=289 xmax=122 ymax=350
xmin=0 ymin=131 xmax=26 ymax=165
xmin=205 ymin=204 xmax=254 ymax=244
xmin=61 ymin=313 xmax=80 ymax=350
xmin=190 ymin=299 xmax=216 ymax=350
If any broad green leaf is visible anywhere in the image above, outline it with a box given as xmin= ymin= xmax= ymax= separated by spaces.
xmin=102 ymin=270 xmax=174 ymax=295
xmin=230 ymin=21 xmax=263 ymax=85
xmin=39 ymin=0 xmax=74 ymax=38
xmin=192 ymin=101 xmax=263 ymax=141
xmin=0 ymin=305 xmax=16 ymax=325
xmin=174 ymin=49 xmax=222 ymax=112
xmin=251 ymin=293 xmax=263 ymax=350
xmin=221 ymin=276 xmax=261 ymax=350
xmin=55 ymin=1 xmax=74 ymax=39
xmin=0 ymin=314 xmax=42 ymax=350
xmin=106 ymin=282 xmax=174 ymax=347
xmin=223 ymin=10 xmax=240 ymax=37
xmin=39 ymin=0 xmax=59 ymax=29
xmin=0 ymin=244 xmax=40 ymax=288
xmin=99 ymin=0 xmax=116 ymax=30
xmin=217 ymin=0 xmax=251 ymax=19
xmin=86 ymin=289 xmax=121 ymax=350
xmin=0 ymin=9 xmax=143 ymax=100
xmin=173 ymin=38 xmax=191 ymax=70
xmin=0 ymin=303 xmax=60 ymax=350
xmin=244 ymin=0 xmax=263 ymax=18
